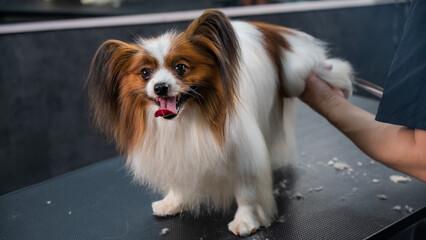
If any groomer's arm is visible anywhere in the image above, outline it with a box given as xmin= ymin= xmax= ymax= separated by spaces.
xmin=300 ymin=74 xmax=426 ymax=182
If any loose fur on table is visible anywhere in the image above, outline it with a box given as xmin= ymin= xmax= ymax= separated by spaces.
xmin=86 ymin=9 xmax=353 ymax=236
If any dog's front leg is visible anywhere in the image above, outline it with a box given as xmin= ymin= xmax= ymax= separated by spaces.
xmin=228 ymin=124 xmax=276 ymax=236
xmin=152 ymin=189 xmax=185 ymax=217
xmin=228 ymin=185 xmax=274 ymax=236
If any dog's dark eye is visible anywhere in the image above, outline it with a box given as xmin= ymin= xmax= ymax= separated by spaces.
xmin=141 ymin=68 xmax=152 ymax=81
xmin=174 ymin=64 xmax=188 ymax=76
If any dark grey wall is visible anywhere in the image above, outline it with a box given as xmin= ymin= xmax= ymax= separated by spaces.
xmin=0 ymin=3 xmax=409 ymax=195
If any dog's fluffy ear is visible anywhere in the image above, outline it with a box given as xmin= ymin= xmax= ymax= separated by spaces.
xmin=86 ymin=40 xmax=139 ymax=143
xmin=185 ymin=9 xmax=240 ymax=110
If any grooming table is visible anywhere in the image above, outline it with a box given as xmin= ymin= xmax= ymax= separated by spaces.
xmin=1 ymin=96 xmax=425 ymax=240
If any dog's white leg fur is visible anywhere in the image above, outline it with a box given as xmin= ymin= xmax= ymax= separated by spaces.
xmin=229 ymin=184 xmax=275 ymax=236
xmin=152 ymin=190 xmax=185 ymax=217
xmin=269 ymin=97 xmax=296 ymax=170
xmin=228 ymin=116 xmax=276 ymax=236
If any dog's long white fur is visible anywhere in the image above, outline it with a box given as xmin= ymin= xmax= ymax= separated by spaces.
xmin=126 ymin=21 xmax=353 ymax=236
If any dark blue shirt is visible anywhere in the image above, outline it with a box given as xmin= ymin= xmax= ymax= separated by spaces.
xmin=375 ymin=0 xmax=426 ymax=130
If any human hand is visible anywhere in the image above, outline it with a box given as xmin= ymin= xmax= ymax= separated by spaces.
xmin=299 ymin=72 xmax=345 ymax=116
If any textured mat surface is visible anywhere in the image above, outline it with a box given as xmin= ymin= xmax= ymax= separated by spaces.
xmin=1 ymin=96 xmax=425 ymax=240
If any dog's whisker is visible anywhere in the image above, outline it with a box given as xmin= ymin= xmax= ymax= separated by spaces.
xmin=188 ymin=89 xmax=204 ymax=104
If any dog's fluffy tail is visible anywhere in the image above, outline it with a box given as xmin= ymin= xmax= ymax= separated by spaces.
xmin=280 ymin=29 xmax=354 ymax=98
xmin=313 ymin=58 xmax=354 ymax=98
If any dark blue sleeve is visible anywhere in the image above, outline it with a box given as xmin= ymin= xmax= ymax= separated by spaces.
xmin=375 ymin=0 xmax=426 ymax=130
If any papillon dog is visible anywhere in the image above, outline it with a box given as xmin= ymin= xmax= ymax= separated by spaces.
xmin=87 ymin=9 xmax=353 ymax=236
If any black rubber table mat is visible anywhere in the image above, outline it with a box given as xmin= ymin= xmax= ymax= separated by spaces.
xmin=1 ymin=96 xmax=425 ymax=240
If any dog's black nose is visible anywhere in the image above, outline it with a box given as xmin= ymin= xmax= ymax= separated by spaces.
xmin=154 ymin=83 xmax=169 ymax=96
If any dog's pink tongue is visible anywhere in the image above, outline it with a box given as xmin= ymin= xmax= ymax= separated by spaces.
xmin=154 ymin=97 xmax=177 ymax=118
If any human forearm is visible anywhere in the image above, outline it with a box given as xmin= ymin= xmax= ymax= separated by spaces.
xmin=300 ymin=74 xmax=426 ymax=182
xmin=321 ymin=97 xmax=426 ymax=181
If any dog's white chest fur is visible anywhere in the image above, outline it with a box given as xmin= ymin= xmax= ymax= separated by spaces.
xmin=127 ymin=105 xmax=235 ymax=208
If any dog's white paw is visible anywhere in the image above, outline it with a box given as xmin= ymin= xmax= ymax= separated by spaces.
xmin=228 ymin=210 xmax=260 ymax=236
xmin=152 ymin=199 xmax=183 ymax=217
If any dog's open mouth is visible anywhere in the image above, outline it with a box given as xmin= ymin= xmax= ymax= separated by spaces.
xmin=153 ymin=91 xmax=192 ymax=120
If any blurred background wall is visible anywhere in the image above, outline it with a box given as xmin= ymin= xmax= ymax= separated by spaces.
xmin=0 ymin=0 xmax=410 ymax=195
